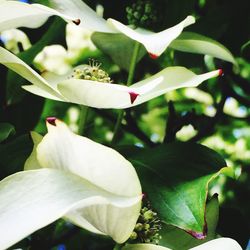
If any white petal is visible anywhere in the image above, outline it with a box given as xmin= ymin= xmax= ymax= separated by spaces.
xmin=0 ymin=1 xmax=74 ymax=32
xmin=0 ymin=169 xmax=141 ymax=249
xmin=50 ymin=0 xmax=114 ymax=32
xmin=23 ymin=119 xmax=142 ymax=243
xmin=107 ymin=16 xmax=195 ymax=57
xmin=0 ymin=46 xmax=65 ymax=100
xmin=49 ymin=0 xmax=194 ymax=56
xmin=58 ymin=67 xmax=221 ymax=109
xmin=66 ymin=201 xmax=141 ymax=243
xmin=1 ymin=0 xmax=194 ymax=57
xmin=130 ymin=67 xmax=222 ymax=107
xmin=190 ymin=238 xmax=243 ymax=250
xmin=36 ymin=119 xmax=142 ymax=197
xmin=122 ymin=244 xmax=171 ymax=250
xmin=22 ymin=85 xmax=65 ymax=101
xmin=121 ymin=238 xmax=242 ymax=250
xmin=24 ymin=132 xmax=43 ymax=171
xmin=58 ymin=79 xmax=133 ymax=108
xmin=0 ymin=48 xmax=221 ymax=109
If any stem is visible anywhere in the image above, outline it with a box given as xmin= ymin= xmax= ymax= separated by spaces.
xmin=95 ymin=109 xmax=155 ymax=147
xmin=113 ymin=243 xmax=123 ymax=250
xmin=127 ymin=41 xmax=141 ymax=87
xmin=111 ymin=42 xmax=140 ymax=144
xmin=164 ymin=101 xmax=178 ymax=143
xmin=78 ymin=105 xmax=89 ymax=135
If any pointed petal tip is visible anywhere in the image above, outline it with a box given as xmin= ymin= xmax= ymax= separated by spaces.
xmin=218 ymin=69 xmax=224 ymax=76
xmin=46 ymin=117 xmax=57 ymax=126
xmin=187 ymin=226 xmax=207 ymax=239
xmin=186 ymin=15 xmax=196 ymax=25
xmin=73 ymin=18 xmax=81 ymax=25
xmin=212 ymin=193 xmax=219 ymax=198
xmin=149 ymin=53 xmax=159 ymax=60
xmin=129 ymin=92 xmax=139 ymax=104
xmin=190 ymin=232 xmax=206 ymax=240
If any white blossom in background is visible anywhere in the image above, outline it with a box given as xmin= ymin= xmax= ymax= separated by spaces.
xmin=0 ymin=28 xmax=31 ymax=53
xmin=35 ymin=45 xmax=71 ymax=74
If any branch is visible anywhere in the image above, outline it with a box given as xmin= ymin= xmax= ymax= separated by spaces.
xmin=163 ymin=101 xmax=178 ymax=143
xmin=125 ymin=110 xmax=156 ymax=147
xmin=94 ymin=109 xmax=155 ymax=147
xmin=189 ymin=92 xmax=227 ymax=142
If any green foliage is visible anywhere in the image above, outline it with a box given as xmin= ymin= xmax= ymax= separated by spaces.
xmin=160 ymin=195 xmax=219 ymax=249
xmin=120 ymin=142 xmax=226 ymax=236
xmin=91 ymin=32 xmax=146 ymax=71
xmin=169 ymin=32 xmax=236 ymax=65
xmin=0 ymin=123 xmax=15 ymax=142
xmin=0 ymin=135 xmax=32 ymax=180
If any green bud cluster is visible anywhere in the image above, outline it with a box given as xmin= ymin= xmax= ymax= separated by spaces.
xmin=129 ymin=201 xmax=162 ymax=244
xmin=126 ymin=0 xmax=157 ymax=29
xmin=71 ymin=59 xmax=112 ymax=83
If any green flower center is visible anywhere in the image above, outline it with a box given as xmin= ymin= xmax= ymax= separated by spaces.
xmin=129 ymin=201 xmax=162 ymax=244
xmin=71 ymin=59 xmax=112 ymax=83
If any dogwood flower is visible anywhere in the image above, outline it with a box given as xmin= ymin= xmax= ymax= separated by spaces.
xmin=0 ymin=0 xmax=77 ymax=32
xmin=122 ymin=238 xmax=243 ymax=250
xmin=0 ymin=0 xmax=195 ymax=58
xmin=0 ymin=46 xmax=222 ymax=109
xmin=0 ymin=118 xmax=142 ymax=250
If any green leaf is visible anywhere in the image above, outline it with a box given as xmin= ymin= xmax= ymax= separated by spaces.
xmin=0 ymin=123 xmax=15 ymax=142
xmin=0 ymin=134 xmax=33 ymax=180
xmin=6 ymin=17 xmax=66 ymax=104
xmin=91 ymin=32 xmax=146 ymax=71
xmin=169 ymin=32 xmax=236 ymax=65
xmin=120 ymin=142 xmax=227 ymax=238
xmin=160 ymin=195 xmax=219 ymax=249
xmin=241 ymin=40 xmax=250 ymax=60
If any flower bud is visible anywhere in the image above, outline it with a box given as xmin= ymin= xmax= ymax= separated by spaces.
xmin=126 ymin=0 xmax=157 ymax=29
xmin=128 ymin=201 xmax=162 ymax=245
xmin=71 ymin=59 xmax=112 ymax=83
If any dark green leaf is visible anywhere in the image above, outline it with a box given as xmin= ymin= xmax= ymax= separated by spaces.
xmin=170 ymin=32 xmax=236 ymax=65
xmin=0 ymin=123 xmax=15 ymax=142
xmin=91 ymin=32 xmax=146 ymax=71
xmin=160 ymin=195 xmax=219 ymax=249
xmin=120 ymin=142 xmax=227 ymax=238
xmin=0 ymin=134 xmax=32 ymax=180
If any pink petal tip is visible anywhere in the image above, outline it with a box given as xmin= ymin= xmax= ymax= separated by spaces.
xmin=46 ymin=117 xmax=57 ymax=126
xmin=218 ymin=69 xmax=224 ymax=76
xmin=187 ymin=230 xmax=206 ymax=240
xmin=73 ymin=19 xmax=81 ymax=25
xmin=149 ymin=53 xmax=159 ymax=60
xmin=187 ymin=223 xmax=207 ymax=239
xmin=129 ymin=92 xmax=139 ymax=104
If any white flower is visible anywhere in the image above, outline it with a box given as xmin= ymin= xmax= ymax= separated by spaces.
xmin=0 ymin=0 xmax=75 ymax=32
xmin=122 ymin=238 xmax=243 ymax=250
xmin=0 ymin=46 xmax=222 ymax=109
xmin=0 ymin=0 xmax=195 ymax=58
xmin=0 ymin=118 xmax=142 ymax=249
